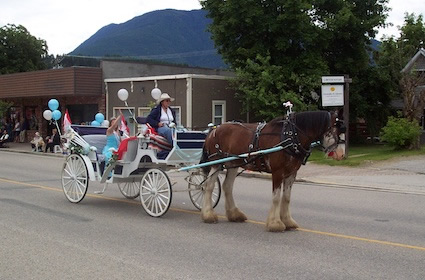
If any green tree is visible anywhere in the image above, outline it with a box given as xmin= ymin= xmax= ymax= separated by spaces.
xmin=0 ymin=100 xmax=13 ymax=120
xmin=201 ymin=0 xmax=389 ymax=120
xmin=376 ymin=13 xmax=425 ymax=147
xmin=0 ymin=24 xmax=48 ymax=74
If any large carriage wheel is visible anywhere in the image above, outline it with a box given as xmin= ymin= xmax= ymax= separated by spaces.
xmin=140 ymin=169 xmax=172 ymax=217
xmin=61 ymin=154 xmax=89 ymax=203
xmin=118 ymin=179 xmax=140 ymax=199
xmin=188 ymin=173 xmax=221 ymax=210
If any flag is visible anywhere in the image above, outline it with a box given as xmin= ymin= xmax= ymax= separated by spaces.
xmin=63 ymin=109 xmax=72 ymax=133
xmin=120 ymin=113 xmax=130 ymax=138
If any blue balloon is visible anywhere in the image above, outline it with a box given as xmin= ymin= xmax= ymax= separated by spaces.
xmin=52 ymin=110 xmax=62 ymax=121
xmin=48 ymin=99 xmax=59 ymax=111
xmin=91 ymin=120 xmax=101 ymax=127
xmin=95 ymin=113 xmax=105 ymax=124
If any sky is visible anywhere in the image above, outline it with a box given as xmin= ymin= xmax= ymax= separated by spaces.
xmin=0 ymin=0 xmax=424 ymax=56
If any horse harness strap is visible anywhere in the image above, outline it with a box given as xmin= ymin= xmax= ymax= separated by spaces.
xmin=280 ymin=118 xmax=311 ymax=165
xmin=249 ymin=122 xmax=267 ymax=152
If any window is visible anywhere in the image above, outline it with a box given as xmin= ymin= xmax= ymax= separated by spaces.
xmin=212 ymin=100 xmax=226 ymax=125
xmin=138 ymin=107 xmax=151 ymax=118
xmin=171 ymin=106 xmax=181 ymax=125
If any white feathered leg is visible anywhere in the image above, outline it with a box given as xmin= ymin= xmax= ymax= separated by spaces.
xmin=280 ymin=174 xmax=299 ymax=229
xmin=223 ymin=168 xmax=247 ymax=222
xmin=201 ymin=166 xmax=220 ymax=223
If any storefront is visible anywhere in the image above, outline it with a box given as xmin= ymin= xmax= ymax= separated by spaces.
xmin=0 ymin=67 xmax=103 ymax=142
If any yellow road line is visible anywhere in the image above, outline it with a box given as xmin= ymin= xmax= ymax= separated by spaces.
xmin=2 ymin=177 xmax=425 ymax=252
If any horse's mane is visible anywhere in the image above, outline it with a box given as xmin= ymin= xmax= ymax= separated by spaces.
xmin=269 ymin=111 xmax=330 ymax=135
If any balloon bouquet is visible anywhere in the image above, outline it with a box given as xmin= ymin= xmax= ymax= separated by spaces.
xmin=43 ymin=98 xmax=62 ymax=134
xmin=91 ymin=113 xmax=109 ymax=127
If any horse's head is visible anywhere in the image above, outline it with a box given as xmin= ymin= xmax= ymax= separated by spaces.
xmin=321 ymin=112 xmax=346 ymax=161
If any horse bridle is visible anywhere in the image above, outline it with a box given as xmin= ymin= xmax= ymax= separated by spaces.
xmin=320 ymin=115 xmax=346 ymax=154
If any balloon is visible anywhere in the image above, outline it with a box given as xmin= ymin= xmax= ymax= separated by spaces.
xmin=151 ymin=87 xmax=161 ymax=100
xmin=117 ymin=88 xmax=129 ymax=101
xmin=101 ymin=120 xmax=110 ymax=127
xmin=43 ymin=110 xmax=52 ymax=121
xmin=52 ymin=110 xmax=62 ymax=121
xmin=95 ymin=113 xmax=105 ymax=123
xmin=91 ymin=120 xmax=100 ymax=127
xmin=48 ymin=99 xmax=59 ymax=111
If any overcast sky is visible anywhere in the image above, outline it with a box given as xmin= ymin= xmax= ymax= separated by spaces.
xmin=0 ymin=0 xmax=423 ymax=56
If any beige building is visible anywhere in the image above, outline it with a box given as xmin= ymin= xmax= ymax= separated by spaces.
xmin=105 ymin=74 xmax=246 ymax=134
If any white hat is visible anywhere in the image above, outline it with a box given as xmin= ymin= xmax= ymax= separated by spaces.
xmin=156 ymin=93 xmax=175 ymax=104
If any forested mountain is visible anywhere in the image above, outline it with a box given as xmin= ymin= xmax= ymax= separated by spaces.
xmin=70 ymin=9 xmax=227 ymax=69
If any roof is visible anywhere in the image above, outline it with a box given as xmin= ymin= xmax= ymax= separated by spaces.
xmin=0 ymin=67 xmax=102 ymax=98
xmin=104 ymin=74 xmax=231 ymax=83
xmin=401 ymin=48 xmax=425 ymax=73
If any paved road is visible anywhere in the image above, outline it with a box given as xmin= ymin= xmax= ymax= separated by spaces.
xmin=1 ymin=151 xmax=424 ymax=279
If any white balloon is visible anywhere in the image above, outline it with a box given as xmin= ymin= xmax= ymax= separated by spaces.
xmin=151 ymin=87 xmax=162 ymax=100
xmin=43 ymin=110 xmax=52 ymax=121
xmin=117 ymin=88 xmax=129 ymax=101
xmin=101 ymin=120 xmax=110 ymax=127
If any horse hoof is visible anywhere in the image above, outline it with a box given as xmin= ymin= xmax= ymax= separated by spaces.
xmin=226 ymin=208 xmax=247 ymax=222
xmin=283 ymin=219 xmax=299 ymax=230
xmin=266 ymin=221 xmax=286 ymax=232
xmin=201 ymin=211 xmax=218 ymax=223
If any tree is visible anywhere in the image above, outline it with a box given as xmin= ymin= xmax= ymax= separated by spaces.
xmin=0 ymin=100 xmax=13 ymax=120
xmin=0 ymin=24 xmax=48 ymax=74
xmin=401 ymin=71 xmax=425 ymax=123
xmin=377 ymin=13 xmax=425 ymax=148
xmin=201 ymin=0 xmax=390 ymax=120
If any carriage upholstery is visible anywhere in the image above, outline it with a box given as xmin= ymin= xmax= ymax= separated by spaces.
xmin=82 ymin=134 xmax=107 ymax=162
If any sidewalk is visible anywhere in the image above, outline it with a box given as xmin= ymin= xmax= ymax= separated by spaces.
xmin=2 ymin=142 xmax=425 ymax=194
xmin=0 ymin=142 xmax=65 ymax=157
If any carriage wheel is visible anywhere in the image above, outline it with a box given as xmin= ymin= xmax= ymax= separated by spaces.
xmin=61 ymin=154 xmax=89 ymax=203
xmin=188 ymin=173 xmax=221 ymax=210
xmin=118 ymin=179 xmax=140 ymax=199
xmin=140 ymin=169 xmax=172 ymax=217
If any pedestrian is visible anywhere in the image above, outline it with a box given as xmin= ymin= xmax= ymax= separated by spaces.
xmin=13 ymin=119 xmax=21 ymax=143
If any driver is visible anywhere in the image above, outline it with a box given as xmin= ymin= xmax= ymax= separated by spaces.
xmin=146 ymin=93 xmax=177 ymax=145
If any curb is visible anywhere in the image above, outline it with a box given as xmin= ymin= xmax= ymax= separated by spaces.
xmin=0 ymin=148 xmax=66 ymax=158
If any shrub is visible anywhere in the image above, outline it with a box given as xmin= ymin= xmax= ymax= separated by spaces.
xmin=380 ymin=116 xmax=421 ymax=149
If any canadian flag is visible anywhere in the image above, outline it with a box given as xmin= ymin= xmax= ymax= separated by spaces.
xmin=120 ymin=113 xmax=130 ymax=138
xmin=63 ymin=109 xmax=72 ymax=133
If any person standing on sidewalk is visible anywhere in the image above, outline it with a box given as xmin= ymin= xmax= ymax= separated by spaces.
xmin=13 ymin=119 xmax=20 ymax=143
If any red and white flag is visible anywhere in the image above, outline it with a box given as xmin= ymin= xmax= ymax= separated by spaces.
xmin=120 ymin=113 xmax=130 ymax=138
xmin=63 ymin=109 xmax=72 ymax=133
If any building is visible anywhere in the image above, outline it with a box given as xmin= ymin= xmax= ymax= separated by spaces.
xmin=0 ymin=67 xmax=103 ymax=141
xmin=0 ymin=58 xmax=243 ymax=142
xmin=105 ymin=74 xmax=245 ymax=134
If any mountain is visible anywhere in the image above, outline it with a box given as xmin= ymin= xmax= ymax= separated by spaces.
xmin=70 ymin=9 xmax=227 ymax=69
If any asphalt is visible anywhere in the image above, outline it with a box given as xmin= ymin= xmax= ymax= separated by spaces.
xmin=1 ymin=142 xmax=424 ymax=194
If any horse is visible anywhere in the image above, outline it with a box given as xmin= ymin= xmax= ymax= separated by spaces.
xmin=199 ymin=111 xmax=346 ymax=232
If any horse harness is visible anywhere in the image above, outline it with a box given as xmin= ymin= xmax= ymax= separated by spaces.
xmin=208 ymin=116 xmax=316 ymax=172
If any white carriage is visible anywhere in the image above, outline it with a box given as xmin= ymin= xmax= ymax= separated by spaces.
xmin=61 ymin=123 xmax=221 ymax=217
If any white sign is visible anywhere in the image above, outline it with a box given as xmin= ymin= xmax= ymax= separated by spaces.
xmin=321 ymin=84 xmax=344 ymax=107
xmin=322 ymin=76 xmax=345 ymax=83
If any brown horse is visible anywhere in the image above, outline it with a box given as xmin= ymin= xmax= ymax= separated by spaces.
xmin=199 ymin=111 xmax=346 ymax=232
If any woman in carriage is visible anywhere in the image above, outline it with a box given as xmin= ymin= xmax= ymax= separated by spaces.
xmin=146 ymin=93 xmax=177 ymax=159
xmin=146 ymin=93 xmax=177 ymax=145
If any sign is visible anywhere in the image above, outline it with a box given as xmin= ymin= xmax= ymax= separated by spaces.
xmin=322 ymin=76 xmax=345 ymax=83
xmin=321 ymin=84 xmax=344 ymax=107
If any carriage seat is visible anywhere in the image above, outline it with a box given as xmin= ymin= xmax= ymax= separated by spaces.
xmin=82 ymin=134 xmax=107 ymax=162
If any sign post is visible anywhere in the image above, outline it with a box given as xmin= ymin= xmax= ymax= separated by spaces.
xmin=321 ymin=75 xmax=351 ymax=159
